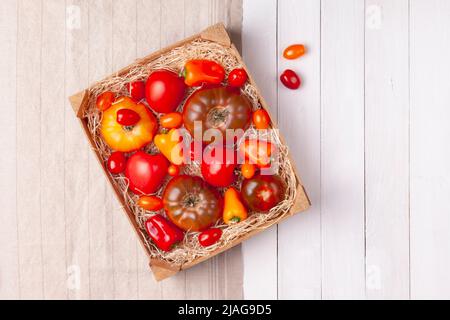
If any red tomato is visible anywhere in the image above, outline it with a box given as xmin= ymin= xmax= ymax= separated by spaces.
xmin=198 ymin=228 xmax=223 ymax=247
xmin=125 ymin=152 xmax=169 ymax=195
xmin=280 ymin=69 xmax=301 ymax=89
xmin=96 ymin=91 xmax=115 ymax=111
xmin=107 ymin=151 xmax=127 ymax=174
xmin=145 ymin=70 xmax=187 ymax=113
xmin=201 ymin=145 xmax=237 ymax=187
xmin=228 ymin=68 xmax=248 ymax=87
xmin=167 ymin=164 xmax=180 ymax=176
xmin=283 ymin=44 xmax=306 ymax=60
xmin=116 ymin=108 xmax=141 ymax=126
xmin=126 ymin=81 xmax=146 ymax=102
xmin=252 ymin=109 xmax=271 ymax=129
xmin=241 ymin=174 xmax=286 ymax=213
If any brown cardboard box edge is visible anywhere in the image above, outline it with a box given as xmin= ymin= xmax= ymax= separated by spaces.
xmin=69 ymin=23 xmax=311 ymax=282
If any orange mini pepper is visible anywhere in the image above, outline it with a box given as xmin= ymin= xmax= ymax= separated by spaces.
xmin=138 ymin=195 xmax=163 ymax=211
xmin=182 ymin=59 xmax=225 ymax=87
xmin=223 ymin=187 xmax=248 ymax=224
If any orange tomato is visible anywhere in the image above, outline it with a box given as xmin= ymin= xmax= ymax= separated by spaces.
xmin=241 ymin=163 xmax=256 ymax=179
xmin=100 ymin=96 xmax=158 ymax=152
xmin=96 ymin=91 xmax=115 ymax=111
xmin=137 ymin=195 xmax=163 ymax=211
xmin=160 ymin=112 xmax=183 ymax=129
xmin=168 ymin=164 xmax=180 ymax=176
xmin=283 ymin=44 xmax=306 ymax=60
xmin=252 ymin=109 xmax=271 ymax=129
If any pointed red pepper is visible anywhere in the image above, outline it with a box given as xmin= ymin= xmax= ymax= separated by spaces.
xmin=145 ymin=215 xmax=184 ymax=252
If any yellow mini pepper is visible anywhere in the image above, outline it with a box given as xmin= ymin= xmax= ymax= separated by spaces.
xmin=154 ymin=129 xmax=185 ymax=165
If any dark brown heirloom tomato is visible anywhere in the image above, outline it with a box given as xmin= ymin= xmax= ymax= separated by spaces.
xmin=241 ymin=174 xmax=286 ymax=213
xmin=162 ymin=175 xmax=223 ymax=231
xmin=182 ymin=86 xmax=252 ymax=143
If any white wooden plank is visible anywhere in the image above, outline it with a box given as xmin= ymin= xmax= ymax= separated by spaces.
xmin=88 ymin=0 xmax=115 ymax=299
xmin=159 ymin=0 xmax=187 ymax=299
xmin=0 ymin=0 xmax=19 ymax=300
xmin=365 ymin=0 xmax=410 ymax=299
xmin=410 ymin=0 xmax=450 ymax=299
xmin=321 ymin=0 xmax=366 ymax=299
xmin=16 ymin=0 xmax=44 ymax=299
xmin=40 ymin=0 xmax=68 ymax=299
xmin=111 ymin=0 xmax=139 ymax=300
xmin=242 ymin=0 xmax=278 ymax=300
xmin=136 ymin=0 xmax=163 ymax=300
xmin=277 ymin=0 xmax=322 ymax=299
xmin=65 ymin=0 xmax=91 ymax=299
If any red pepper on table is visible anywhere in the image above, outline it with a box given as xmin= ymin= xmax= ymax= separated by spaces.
xmin=182 ymin=59 xmax=225 ymax=86
xmin=145 ymin=214 xmax=184 ymax=252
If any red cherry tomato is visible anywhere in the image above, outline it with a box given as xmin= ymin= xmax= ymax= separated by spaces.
xmin=252 ymin=109 xmax=271 ymax=129
xmin=167 ymin=164 xmax=180 ymax=176
xmin=145 ymin=70 xmax=187 ymax=114
xmin=107 ymin=151 xmax=127 ymax=174
xmin=228 ymin=68 xmax=248 ymax=87
xmin=201 ymin=145 xmax=237 ymax=187
xmin=198 ymin=228 xmax=223 ymax=247
xmin=280 ymin=69 xmax=301 ymax=89
xmin=283 ymin=44 xmax=306 ymax=60
xmin=126 ymin=81 xmax=145 ymax=102
xmin=96 ymin=91 xmax=115 ymax=111
xmin=116 ymin=108 xmax=141 ymax=126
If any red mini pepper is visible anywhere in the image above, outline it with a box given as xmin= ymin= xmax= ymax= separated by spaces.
xmin=182 ymin=59 xmax=225 ymax=86
xmin=145 ymin=214 xmax=184 ymax=252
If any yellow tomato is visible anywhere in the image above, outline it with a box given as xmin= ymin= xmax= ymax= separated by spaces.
xmin=100 ymin=96 xmax=157 ymax=152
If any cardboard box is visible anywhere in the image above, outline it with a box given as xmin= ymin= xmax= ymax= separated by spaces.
xmin=69 ymin=23 xmax=310 ymax=281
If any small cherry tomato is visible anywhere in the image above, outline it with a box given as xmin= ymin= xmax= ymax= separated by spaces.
xmin=160 ymin=112 xmax=183 ymax=129
xmin=241 ymin=163 xmax=256 ymax=179
xmin=253 ymin=109 xmax=271 ymax=129
xmin=96 ymin=91 xmax=115 ymax=111
xmin=280 ymin=69 xmax=301 ymax=89
xmin=107 ymin=151 xmax=127 ymax=174
xmin=283 ymin=44 xmax=306 ymax=60
xmin=168 ymin=164 xmax=180 ymax=176
xmin=137 ymin=195 xmax=163 ymax=211
xmin=116 ymin=108 xmax=141 ymax=126
xmin=198 ymin=228 xmax=223 ymax=247
xmin=126 ymin=81 xmax=146 ymax=102
xmin=228 ymin=68 xmax=248 ymax=87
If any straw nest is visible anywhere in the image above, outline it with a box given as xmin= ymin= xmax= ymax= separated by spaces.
xmin=83 ymin=39 xmax=297 ymax=266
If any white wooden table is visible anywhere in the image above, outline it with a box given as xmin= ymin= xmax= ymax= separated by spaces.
xmin=1 ymin=0 xmax=450 ymax=300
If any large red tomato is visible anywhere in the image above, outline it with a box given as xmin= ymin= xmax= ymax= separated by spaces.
xmin=241 ymin=174 xmax=286 ymax=212
xmin=163 ymin=175 xmax=223 ymax=231
xmin=125 ymin=151 xmax=169 ymax=195
xmin=201 ymin=145 xmax=237 ymax=187
xmin=145 ymin=70 xmax=187 ymax=113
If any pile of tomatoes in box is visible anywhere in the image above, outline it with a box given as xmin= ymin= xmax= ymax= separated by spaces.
xmin=96 ymin=59 xmax=286 ymax=252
